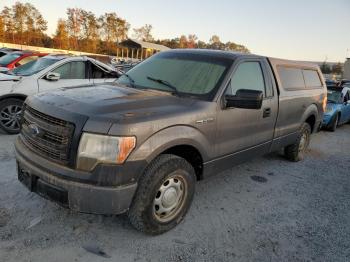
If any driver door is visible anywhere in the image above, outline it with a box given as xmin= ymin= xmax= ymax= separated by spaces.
xmin=38 ymin=61 xmax=90 ymax=93
xmin=215 ymin=59 xmax=278 ymax=164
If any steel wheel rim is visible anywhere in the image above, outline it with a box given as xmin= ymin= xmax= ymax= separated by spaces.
xmin=0 ymin=105 xmax=22 ymax=131
xmin=298 ymin=131 xmax=308 ymax=153
xmin=153 ymin=172 xmax=188 ymax=223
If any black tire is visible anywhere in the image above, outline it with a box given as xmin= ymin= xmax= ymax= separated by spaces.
xmin=0 ymin=98 xmax=24 ymax=134
xmin=284 ymin=122 xmax=311 ymax=162
xmin=127 ymin=154 xmax=196 ymax=235
xmin=328 ymin=113 xmax=339 ymax=132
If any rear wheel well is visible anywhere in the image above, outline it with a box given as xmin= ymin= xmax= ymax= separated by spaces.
xmin=163 ymin=145 xmax=203 ymax=181
xmin=305 ymin=114 xmax=316 ymax=132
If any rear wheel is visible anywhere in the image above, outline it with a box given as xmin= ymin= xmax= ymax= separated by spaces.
xmin=0 ymin=98 xmax=24 ymax=134
xmin=328 ymin=113 xmax=339 ymax=132
xmin=127 ymin=154 xmax=196 ymax=235
xmin=284 ymin=122 xmax=311 ymax=162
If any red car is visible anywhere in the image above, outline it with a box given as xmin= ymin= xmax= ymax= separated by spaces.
xmin=0 ymin=51 xmax=47 ymax=69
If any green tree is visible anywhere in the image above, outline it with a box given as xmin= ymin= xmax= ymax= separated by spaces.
xmin=320 ymin=62 xmax=331 ymax=74
xmin=332 ymin=62 xmax=343 ymax=75
xmin=225 ymin=41 xmax=249 ymax=53
xmin=187 ymin=34 xmax=198 ymax=48
xmin=209 ymin=35 xmax=224 ymax=50
xmin=197 ymin=40 xmax=207 ymax=49
xmin=179 ymin=35 xmax=188 ymax=48
xmin=99 ymin=12 xmax=129 ymax=54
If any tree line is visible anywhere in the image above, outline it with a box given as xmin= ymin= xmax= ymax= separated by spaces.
xmin=320 ymin=61 xmax=343 ymax=75
xmin=0 ymin=2 xmax=249 ymax=55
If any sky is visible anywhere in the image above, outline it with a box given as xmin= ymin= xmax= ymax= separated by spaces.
xmin=1 ymin=0 xmax=349 ymax=62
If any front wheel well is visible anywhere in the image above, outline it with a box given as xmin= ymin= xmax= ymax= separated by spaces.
xmin=0 ymin=94 xmax=27 ymax=103
xmin=162 ymin=145 xmax=203 ymax=181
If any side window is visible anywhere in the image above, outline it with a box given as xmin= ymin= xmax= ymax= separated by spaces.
xmin=226 ymin=61 xmax=265 ymax=96
xmin=278 ymin=67 xmax=305 ymax=90
xmin=90 ymin=62 xmax=114 ymax=78
xmin=53 ymin=61 xmax=86 ymax=79
xmin=303 ymin=69 xmax=322 ymax=89
xmin=70 ymin=61 xmax=86 ymax=79
xmin=53 ymin=63 xmax=71 ymax=79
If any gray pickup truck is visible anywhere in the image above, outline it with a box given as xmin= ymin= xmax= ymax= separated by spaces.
xmin=15 ymin=50 xmax=327 ymax=234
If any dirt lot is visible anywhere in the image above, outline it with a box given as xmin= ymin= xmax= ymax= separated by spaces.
xmin=0 ymin=126 xmax=349 ymax=262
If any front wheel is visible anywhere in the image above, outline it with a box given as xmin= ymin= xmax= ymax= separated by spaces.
xmin=127 ymin=154 xmax=196 ymax=235
xmin=328 ymin=113 xmax=339 ymax=132
xmin=0 ymin=98 xmax=24 ymax=134
xmin=284 ymin=122 xmax=311 ymax=162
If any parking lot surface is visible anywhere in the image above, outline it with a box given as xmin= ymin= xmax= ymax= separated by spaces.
xmin=0 ymin=126 xmax=349 ymax=262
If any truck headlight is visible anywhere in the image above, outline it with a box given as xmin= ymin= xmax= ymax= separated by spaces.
xmin=77 ymin=133 xmax=136 ymax=171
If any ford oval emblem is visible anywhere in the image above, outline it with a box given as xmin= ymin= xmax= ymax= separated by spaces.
xmin=27 ymin=123 xmax=40 ymax=136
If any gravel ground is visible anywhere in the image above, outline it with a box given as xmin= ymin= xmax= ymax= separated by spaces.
xmin=0 ymin=126 xmax=349 ymax=262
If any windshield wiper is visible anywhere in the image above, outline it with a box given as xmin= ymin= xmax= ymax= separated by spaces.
xmin=146 ymin=76 xmax=180 ymax=96
xmin=123 ymin=73 xmax=136 ymax=88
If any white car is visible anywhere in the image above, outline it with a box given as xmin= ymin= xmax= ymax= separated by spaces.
xmin=0 ymin=55 xmax=121 ymax=134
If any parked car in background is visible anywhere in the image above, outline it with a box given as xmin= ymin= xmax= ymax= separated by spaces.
xmin=0 ymin=51 xmax=47 ymax=70
xmin=15 ymin=49 xmax=326 ymax=234
xmin=323 ymin=86 xmax=350 ymax=131
xmin=0 ymin=47 xmax=22 ymax=57
xmin=0 ymin=54 xmax=122 ymax=133
xmin=342 ymin=82 xmax=350 ymax=89
xmin=325 ymin=79 xmax=338 ymax=87
xmin=338 ymin=79 xmax=350 ymax=87
xmin=111 ymin=58 xmax=140 ymax=72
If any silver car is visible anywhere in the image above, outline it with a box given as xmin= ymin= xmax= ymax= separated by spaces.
xmin=0 ymin=55 xmax=121 ymax=133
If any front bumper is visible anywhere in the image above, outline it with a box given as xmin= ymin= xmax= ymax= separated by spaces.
xmin=15 ymin=138 xmax=138 ymax=215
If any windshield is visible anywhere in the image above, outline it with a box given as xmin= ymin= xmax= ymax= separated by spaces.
xmin=327 ymin=89 xmax=341 ymax=103
xmin=11 ymin=57 xmax=58 ymax=76
xmin=0 ymin=53 xmax=22 ymax=65
xmin=116 ymin=52 xmax=232 ymax=100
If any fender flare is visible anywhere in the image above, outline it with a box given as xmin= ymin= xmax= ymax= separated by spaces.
xmin=300 ymin=104 xmax=318 ymax=132
xmin=129 ymin=125 xmax=211 ymax=165
xmin=0 ymin=93 xmax=27 ymax=102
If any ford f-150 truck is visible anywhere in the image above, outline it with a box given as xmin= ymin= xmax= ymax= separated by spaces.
xmin=15 ymin=50 xmax=327 ymax=234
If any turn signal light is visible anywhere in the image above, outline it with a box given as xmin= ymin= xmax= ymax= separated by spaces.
xmin=322 ymin=94 xmax=327 ymax=112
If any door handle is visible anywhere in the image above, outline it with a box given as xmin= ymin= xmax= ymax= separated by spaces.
xmin=263 ymin=108 xmax=271 ymax=118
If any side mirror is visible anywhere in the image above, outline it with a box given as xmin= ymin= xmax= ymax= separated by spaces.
xmin=225 ymin=89 xmax=263 ymax=109
xmin=46 ymin=72 xmax=60 ymax=81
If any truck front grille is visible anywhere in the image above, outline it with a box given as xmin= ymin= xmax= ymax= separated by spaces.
xmin=20 ymin=105 xmax=75 ymax=165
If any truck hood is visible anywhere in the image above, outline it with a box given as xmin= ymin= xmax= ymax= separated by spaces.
xmin=30 ymin=83 xmax=198 ymax=123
